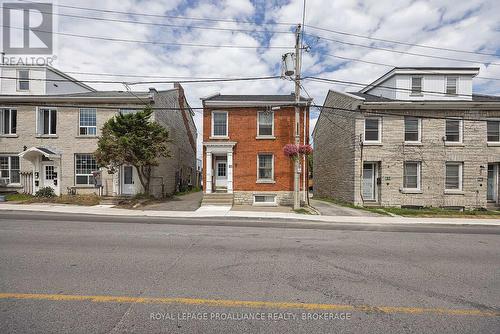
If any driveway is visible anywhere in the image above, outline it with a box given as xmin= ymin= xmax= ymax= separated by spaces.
xmin=310 ymin=198 xmax=381 ymax=216
xmin=142 ymin=191 xmax=202 ymax=211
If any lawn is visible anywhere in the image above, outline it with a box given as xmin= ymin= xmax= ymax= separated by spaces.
xmin=5 ymin=193 xmax=100 ymax=206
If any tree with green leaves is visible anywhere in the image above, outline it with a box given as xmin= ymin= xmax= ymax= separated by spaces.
xmin=94 ymin=107 xmax=170 ymax=195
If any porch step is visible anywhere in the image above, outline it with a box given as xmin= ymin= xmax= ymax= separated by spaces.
xmin=201 ymin=193 xmax=234 ymax=206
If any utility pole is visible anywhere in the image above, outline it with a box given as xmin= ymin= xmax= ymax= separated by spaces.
xmin=293 ymin=24 xmax=301 ymax=210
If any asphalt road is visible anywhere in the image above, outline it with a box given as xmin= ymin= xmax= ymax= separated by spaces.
xmin=0 ymin=211 xmax=499 ymax=333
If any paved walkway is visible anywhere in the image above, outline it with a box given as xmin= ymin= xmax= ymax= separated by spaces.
xmin=1 ymin=203 xmax=499 ymax=226
xmin=310 ymin=198 xmax=381 ymax=216
xmin=142 ymin=191 xmax=202 ymax=211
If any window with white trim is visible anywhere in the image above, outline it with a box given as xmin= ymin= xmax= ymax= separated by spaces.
xmin=487 ymin=120 xmax=500 ymax=142
xmin=18 ymin=70 xmax=29 ymax=91
xmin=403 ymin=161 xmax=421 ymax=190
xmin=0 ymin=108 xmax=17 ymax=135
xmin=258 ymin=154 xmax=273 ymax=180
xmin=75 ymin=154 xmax=98 ymax=185
xmin=253 ymin=194 xmax=276 ymax=205
xmin=0 ymin=156 xmax=20 ymax=184
xmin=364 ymin=117 xmax=381 ymax=142
xmin=446 ymin=77 xmax=458 ymax=95
xmin=411 ymin=76 xmax=422 ymax=95
xmin=445 ymin=119 xmax=462 ymax=143
xmin=119 ymin=109 xmax=140 ymax=116
xmin=38 ymin=108 xmax=57 ymax=135
xmin=212 ymin=111 xmax=228 ymax=137
xmin=404 ymin=117 xmax=420 ymax=142
xmin=257 ymin=110 xmax=273 ymax=137
xmin=445 ymin=162 xmax=463 ymax=191
xmin=79 ymin=108 xmax=97 ymax=135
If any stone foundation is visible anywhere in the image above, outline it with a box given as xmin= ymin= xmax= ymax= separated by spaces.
xmin=233 ymin=191 xmax=294 ymax=206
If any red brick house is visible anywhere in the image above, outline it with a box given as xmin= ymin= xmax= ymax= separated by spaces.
xmin=201 ymin=94 xmax=311 ymax=206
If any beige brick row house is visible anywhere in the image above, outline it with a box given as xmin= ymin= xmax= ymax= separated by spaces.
xmin=313 ymin=67 xmax=500 ymax=209
xmin=0 ymin=65 xmax=197 ymax=197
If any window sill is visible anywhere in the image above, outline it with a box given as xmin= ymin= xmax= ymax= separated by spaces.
xmin=401 ymin=189 xmax=422 ymax=194
xmin=444 ymin=142 xmax=464 ymax=147
xmin=2 ymin=184 xmax=22 ymax=188
xmin=363 ymin=142 xmax=382 ymax=146
xmin=36 ymin=135 xmax=58 ymax=138
xmin=209 ymin=136 xmax=229 ymax=140
xmin=487 ymin=142 xmax=500 ymax=147
xmin=404 ymin=142 xmax=422 ymax=146
xmin=256 ymin=179 xmax=276 ymax=184
xmin=444 ymin=190 xmax=464 ymax=195
xmin=410 ymin=93 xmax=423 ymax=97
xmin=0 ymin=134 xmax=18 ymax=138
xmin=256 ymin=136 xmax=276 ymax=140
xmin=253 ymin=203 xmax=278 ymax=207
xmin=75 ymin=135 xmax=98 ymax=139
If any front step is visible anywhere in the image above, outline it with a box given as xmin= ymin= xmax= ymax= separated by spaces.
xmin=201 ymin=193 xmax=234 ymax=206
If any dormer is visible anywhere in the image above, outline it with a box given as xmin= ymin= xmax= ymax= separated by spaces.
xmin=360 ymin=67 xmax=480 ymax=101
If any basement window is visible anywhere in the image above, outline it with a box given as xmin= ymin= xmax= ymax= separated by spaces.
xmin=253 ymin=194 xmax=276 ymax=206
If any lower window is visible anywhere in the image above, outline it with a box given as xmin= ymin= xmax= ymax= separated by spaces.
xmin=253 ymin=194 xmax=276 ymax=205
xmin=445 ymin=162 xmax=463 ymax=191
xmin=75 ymin=154 xmax=98 ymax=185
xmin=403 ymin=161 xmax=421 ymax=190
xmin=0 ymin=155 xmax=20 ymax=184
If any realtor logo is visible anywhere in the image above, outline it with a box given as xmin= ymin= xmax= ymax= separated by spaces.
xmin=2 ymin=2 xmax=53 ymax=54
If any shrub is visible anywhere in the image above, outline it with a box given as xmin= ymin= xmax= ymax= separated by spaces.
xmin=35 ymin=187 xmax=56 ymax=198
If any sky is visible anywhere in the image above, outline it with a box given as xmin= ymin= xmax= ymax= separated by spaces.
xmin=3 ymin=0 xmax=500 ymax=156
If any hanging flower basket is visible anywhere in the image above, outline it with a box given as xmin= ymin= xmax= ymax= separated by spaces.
xmin=283 ymin=144 xmax=312 ymax=161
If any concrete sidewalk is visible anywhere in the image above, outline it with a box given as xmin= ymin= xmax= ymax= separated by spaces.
xmin=0 ymin=203 xmax=499 ymax=226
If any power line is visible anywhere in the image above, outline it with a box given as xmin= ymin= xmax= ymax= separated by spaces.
xmin=62 ymin=71 xmax=274 ymax=80
xmin=307 ymin=33 xmax=500 ymax=66
xmin=320 ymin=53 xmax=500 ymax=81
xmin=3 ymin=25 xmax=293 ymax=50
xmin=13 ymin=0 xmax=293 ymax=26
xmin=2 ymin=3 xmax=294 ymax=35
xmin=305 ymin=24 xmax=499 ymax=57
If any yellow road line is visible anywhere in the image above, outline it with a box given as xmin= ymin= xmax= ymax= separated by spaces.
xmin=0 ymin=293 xmax=498 ymax=317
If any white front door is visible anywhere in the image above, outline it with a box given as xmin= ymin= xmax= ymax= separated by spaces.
xmin=215 ymin=161 xmax=227 ymax=189
xmin=122 ymin=165 xmax=134 ymax=195
xmin=41 ymin=162 xmax=59 ymax=195
xmin=487 ymin=164 xmax=498 ymax=202
xmin=362 ymin=163 xmax=376 ymax=201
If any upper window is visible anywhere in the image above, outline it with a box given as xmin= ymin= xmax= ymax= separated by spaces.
xmin=0 ymin=109 xmax=17 ymax=135
xmin=119 ymin=109 xmax=140 ymax=116
xmin=75 ymin=154 xmax=98 ymax=185
xmin=364 ymin=117 xmax=381 ymax=143
xmin=258 ymin=154 xmax=274 ymax=181
xmin=403 ymin=161 xmax=421 ymax=190
xmin=0 ymin=156 xmax=20 ymax=184
xmin=445 ymin=162 xmax=463 ymax=191
xmin=79 ymin=108 xmax=97 ymax=136
xmin=411 ymin=76 xmax=422 ymax=95
xmin=17 ymin=70 xmax=29 ymax=91
xmin=404 ymin=117 xmax=421 ymax=142
xmin=446 ymin=77 xmax=458 ymax=95
xmin=212 ymin=111 xmax=228 ymax=137
xmin=257 ymin=111 xmax=274 ymax=137
xmin=487 ymin=120 xmax=500 ymax=142
xmin=445 ymin=119 xmax=462 ymax=143
xmin=38 ymin=108 xmax=57 ymax=135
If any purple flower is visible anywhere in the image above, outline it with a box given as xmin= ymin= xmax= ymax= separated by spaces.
xmin=283 ymin=144 xmax=299 ymax=158
xmin=298 ymin=144 xmax=313 ymax=155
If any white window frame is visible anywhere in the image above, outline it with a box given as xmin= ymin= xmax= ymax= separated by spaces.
xmin=79 ymin=108 xmax=97 ymax=136
xmin=403 ymin=161 xmax=421 ymax=191
xmin=487 ymin=119 xmax=500 ymax=143
xmin=445 ymin=162 xmax=463 ymax=192
xmin=364 ymin=117 xmax=382 ymax=143
xmin=445 ymin=118 xmax=463 ymax=144
xmin=0 ymin=108 xmax=17 ymax=135
xmin=119 ymin=109 xmax=140 ymax=116
xmin=17 ymin=69 xmax=30 ymax=91
xmin=36 ymin=107 xmax=57 ymax=136
xmin=446 ymin=76 xmax=458 ymax=95
xmin=257 ymin=110 xmax=274 ymax=138
xmin=211 ymin=111 xmax=228 ymax=138
xmin=75 ymin=154 xmax=98 ymax=186
xmin=253 ymin=194 xmax=277 ymax=206
xmin=0 ymin=155 xmax=21 ymax=185
xmin=257 ymin=153 xmax=274 ymax=182
xmin=404 ymin=116 xmax=421 ymax=143
xmin=411 ymin=76 xmax=423 ymax=95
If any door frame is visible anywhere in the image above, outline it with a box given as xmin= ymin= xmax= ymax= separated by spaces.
xmin=121 ymin=165 xmax=135 ymax=195
xmin=41 ymin=161 xmax=60 ymax=195
xmin=362 ymin=162 xmax=378 ymax=202
xmin=487 ymin=163 xmax=498 ymax=203
xmin=215 ymin=160 xmax=228 ymax=189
